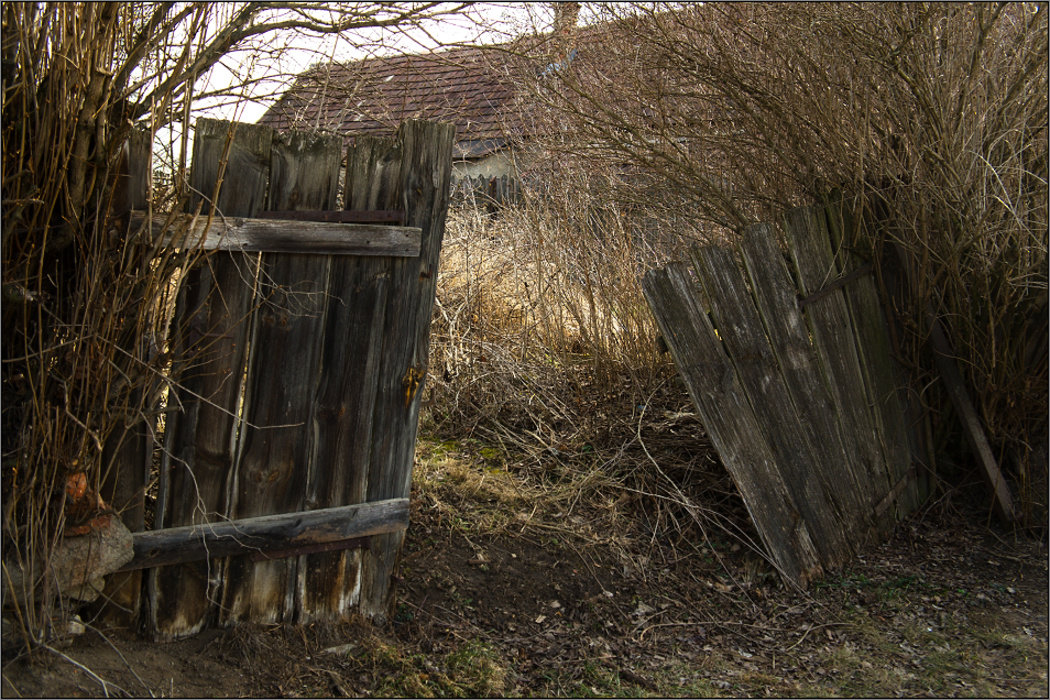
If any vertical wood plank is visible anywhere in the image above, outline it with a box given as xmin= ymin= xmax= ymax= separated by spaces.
xmin=359 ymin=121 xmax=456 ymax=621
xmin=296 ymin=135 xmax=400 ymax=621
xmin=737 ymin=223 xmax=874 ymax=541
xmin=691 ymin=244 xmax=855 ymax=567
xmin=643 ymin=264 xmax=823 ymax=585
xmin=345 ymin=135 xmax=405 ymax=212
xmin=148 ymin=119 xmax=273 ymax=640
xmin=782 ymin=205 xmax=893 ymax=535
xmin=823 ymin=201 xmax=922 ymax=517
xmin=879 ymin=240 xmax=935 ymax=504
xmin=220 ymin=130 xmax=343 ymax=624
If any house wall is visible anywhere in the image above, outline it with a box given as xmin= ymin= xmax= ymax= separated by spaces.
xmin=452 ymin=151 xmax=516 ymax=180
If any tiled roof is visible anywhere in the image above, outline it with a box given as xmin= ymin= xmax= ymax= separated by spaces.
xmin=258 ymin=44 xmax=524 ymax=160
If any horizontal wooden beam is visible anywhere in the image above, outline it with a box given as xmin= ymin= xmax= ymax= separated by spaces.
xmin=248 ymin=536 xmax=370 ymax=562
xmin=256 ymin=209 xmax=405 ymax=225
xmin=118 ymin=498 xmax=409 ymax=572
xmin=129 ymin=211 xmax=421 ymax=256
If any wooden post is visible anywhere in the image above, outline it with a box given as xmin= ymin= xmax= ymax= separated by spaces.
xmin=359 ymin=121 xmax=455 ymax=621
xmin=219 ymin=130 xmax=343 ymax=624
xmin=147 ymin=119 xmax=273 ymax=641
xmin=96 ymin=128 xmax=153 ymax=626
xmin=928 ymin=308 xmax=1018 ymax=522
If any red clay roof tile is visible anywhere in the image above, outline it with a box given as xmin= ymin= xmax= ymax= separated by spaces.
xmin=258 ymin=43 xmax=523 ymax=159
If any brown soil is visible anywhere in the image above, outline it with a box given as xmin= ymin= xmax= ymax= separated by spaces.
xmin=3 ymin=441 xmax=1047 ymax=698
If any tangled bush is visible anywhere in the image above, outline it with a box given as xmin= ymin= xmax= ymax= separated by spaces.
xmin=501 ymin=2 xmax=1047 ymax=525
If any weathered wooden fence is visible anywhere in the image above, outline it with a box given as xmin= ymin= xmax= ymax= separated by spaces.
xmin=643 ymin=203 xmax=925 ymax=586
xmin=101 ymin=118 xmax=453 ymax=640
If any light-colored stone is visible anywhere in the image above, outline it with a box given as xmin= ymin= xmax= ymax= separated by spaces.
xmin=51 ymin=516 xmax=134 ymax=602
xmin=1 ymin=515 xmax=134 ymax=608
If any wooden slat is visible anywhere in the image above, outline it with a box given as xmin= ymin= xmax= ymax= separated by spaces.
xmin=121 ymin=499 xmax=409 ymax=571
xmin=824 ymin=201 xmax=921 ymax=517
xmin=344 ymin=133 xmax=404 ymax=212
xmin=128 ymin=211 xmax=421 ymax=257
xmin=220 ymin=130 xmax=344 ymax=625
xmin=928 ymin=312 xmax=1018 ymax=522
xmin=737 ymin=223 xmax=872 ymax=541
xmin=691 ymin=243 xmax=855 ymax=568
xmin=782 ymin=205 xmax=893 ymax=534
xmin=148 ymin=118 xmax=272 ymax=641
xmin=297 ymin=135 xmax=400 ymax=622
xmin=643 ymin=263 xmax=823 ymax=585
xmin=360 ymin=120 xmax=456 ymax=620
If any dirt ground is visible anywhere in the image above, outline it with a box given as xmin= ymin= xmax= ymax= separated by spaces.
xmin=3 ymin=436 xmax=1047 ymax=698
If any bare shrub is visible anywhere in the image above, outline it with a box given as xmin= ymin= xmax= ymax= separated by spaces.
xmin=500 ymin=2 xmax=1047 ymax=525
xmin=424 ymin=177 xmax=752 ymax=562
xmin=428 ymin=187 xmax=673 ymax=447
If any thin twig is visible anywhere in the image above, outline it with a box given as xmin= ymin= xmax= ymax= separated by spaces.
xmin=43 ymin=645 xmax=130 ymax=698
xmin=82 ymin=622 xmax=156 ymax=698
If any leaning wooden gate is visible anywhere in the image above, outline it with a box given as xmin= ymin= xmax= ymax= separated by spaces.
xmin=107 ymin=118 xmax=453 ymax=640
xmin=643 ymin=203 xmax=925 ymax=586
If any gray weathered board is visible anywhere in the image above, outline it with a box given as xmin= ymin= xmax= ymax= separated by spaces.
xmin=132 ymin=118 xmax=454 ymax=640
xmin=127 ymin=210 xmax=421 ymax=256
xmin=643 ymin=203 xmax=919 ymax=586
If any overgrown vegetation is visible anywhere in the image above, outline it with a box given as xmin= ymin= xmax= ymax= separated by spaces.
xmin=0 ymin=0 xmax=469 ymax=647
xmin=426 ymin=188 xmax=760 ymax=561
xmin=2 ymin=0 xmax=1044 ymax=665
xmin=491 ymin=2 xmax=1047 ymax=524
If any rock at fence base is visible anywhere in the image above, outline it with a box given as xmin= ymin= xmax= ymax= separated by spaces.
xmin=1 ymin=514 xmax=134 ymax=609
xmin=52 ymin=515 xmax=134 ymax=602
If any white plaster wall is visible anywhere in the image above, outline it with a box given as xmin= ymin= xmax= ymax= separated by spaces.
xmin=452 ymin=152 xmax=516 ymax=180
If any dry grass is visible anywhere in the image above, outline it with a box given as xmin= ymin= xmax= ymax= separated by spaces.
xmin=423 ymin=196 xmax=767 ymax=574
xmin=427 ymin=197 xmax=669 ymax=447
